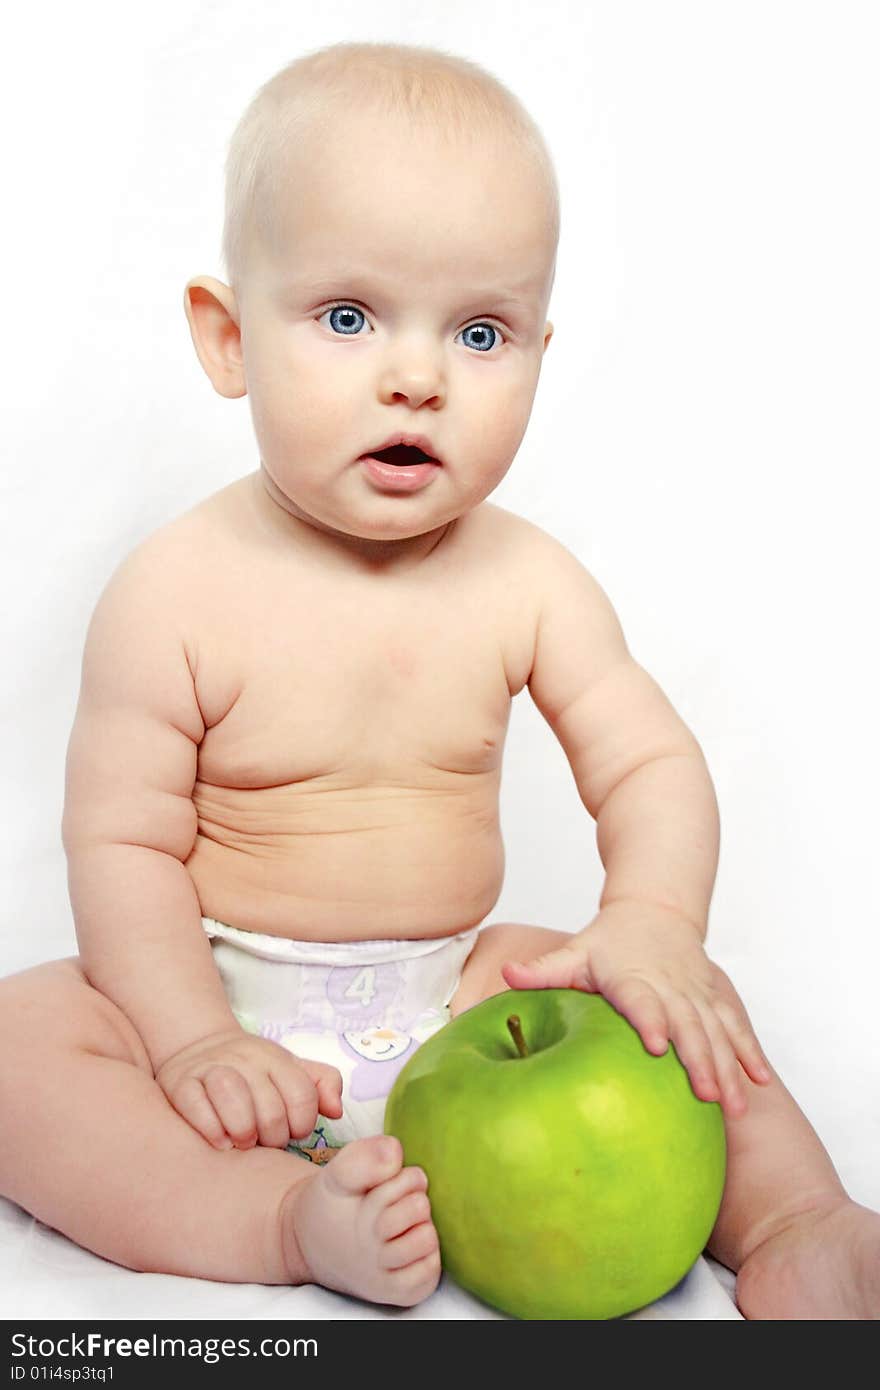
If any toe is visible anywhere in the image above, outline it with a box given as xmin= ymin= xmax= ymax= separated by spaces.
xmin=386 ymin=1249 xmax=442 ymax=1305
xmin=364 ymin=1163 xmax=427 ymax=1214
xmin=383 ymin=1220 xmax=440 ymax=1271
xmin=325 ymin=1136 xmax=403 ymax=1197
xmin=376 ymin=1189 xmax=432 ymax=1242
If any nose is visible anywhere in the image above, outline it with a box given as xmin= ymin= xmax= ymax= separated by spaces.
xmin=377 ymin=336 xmax=446 ymax=409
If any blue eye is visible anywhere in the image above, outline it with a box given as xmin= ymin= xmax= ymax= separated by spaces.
xmin=319 ymin=304 xmax=371 ymax=335
xmin=458 ymin=322 xmax=502 ymax=353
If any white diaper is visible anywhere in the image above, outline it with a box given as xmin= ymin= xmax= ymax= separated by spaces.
xmin=203 ymin=917 xmax=480 ymax=1163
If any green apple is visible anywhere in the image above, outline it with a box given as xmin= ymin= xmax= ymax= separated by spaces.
xmin=384 ymin=988 xmax=726 ymax=1319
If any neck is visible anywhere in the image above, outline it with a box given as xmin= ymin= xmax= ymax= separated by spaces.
xmin=251 ymin=466 xmax=457 ymax=574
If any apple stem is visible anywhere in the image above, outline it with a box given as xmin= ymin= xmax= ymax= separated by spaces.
xmin=507 ymin=1014 xmax=529 ymax=1058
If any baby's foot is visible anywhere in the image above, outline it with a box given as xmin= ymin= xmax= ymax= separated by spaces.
xmin=281 ymin=1135 xmax=441 ymax=1306
xmin=736 ymin=1195 xmax=880 ymax=1319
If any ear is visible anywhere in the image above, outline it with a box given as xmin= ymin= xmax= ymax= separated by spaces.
xmin=183 ymin=275 xmax=247 ymax=399
xmin=543 ymin=320 xmax=554 ymax=353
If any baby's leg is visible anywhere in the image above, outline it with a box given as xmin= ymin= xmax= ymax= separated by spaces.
xmin=452 ymin=923 xmax=880 ymax=1319
xmin=0 ymin=958 xmax=439 ymax=1304
xmin=449 ymin=921 xmax=569 ymax=1016
xmin=706 ymin=1059 xmax=880 ymax=1318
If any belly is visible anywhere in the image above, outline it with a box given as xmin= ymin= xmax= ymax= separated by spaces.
xmin=185 ymin=771 xmax=505 ymax=940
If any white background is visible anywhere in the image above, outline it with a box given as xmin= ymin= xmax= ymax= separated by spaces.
xmin=2 ymin=0 xmax=878 ymax=1221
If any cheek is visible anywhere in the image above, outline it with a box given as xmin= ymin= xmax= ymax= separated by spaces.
xmin=247 ymin=336 xmax=345 ymax=448
xmin=465 ymin=367 xmax=537 ymax=459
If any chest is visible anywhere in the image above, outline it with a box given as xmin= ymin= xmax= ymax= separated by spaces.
xmin=193 ymin=570 xmax=522 ymax=788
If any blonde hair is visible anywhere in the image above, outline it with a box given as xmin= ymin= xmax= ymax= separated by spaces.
xmin=221 ymin=41 xmax=560 ymax=292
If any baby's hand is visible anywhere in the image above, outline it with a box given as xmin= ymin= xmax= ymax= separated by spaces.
xmin=155 ymin=1028 xmax=344 ymax=1151
xmin=502 ymin=902 xmax=772 ymax=1119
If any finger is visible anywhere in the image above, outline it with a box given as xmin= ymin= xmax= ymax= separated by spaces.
xmin=202 ymin=1065 xmax=258 ymax=1149
xmin=296 ymin=1058 xmax=345 ymax=1119
xmin=692 ymin=1000 xmax=749 ymax=1119
xmin=501 ymin=941 xmax=592 ymax=992
xmin=166 ymin=1076 xmax=232 ymax=1151
xmin=268 ymin=1057 xmax=321 ymax=1141
xmin=713 ymin=997 xmax=773 ymax=1086
xmin=663 ymin=996 xmax=722 ymax=1104
xmin=247 ymin=1074 xmax=293 ymax=1149
xmin=601 ymin=976 xmax=670 ymax=1055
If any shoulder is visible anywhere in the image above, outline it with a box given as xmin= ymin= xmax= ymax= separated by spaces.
xmin=461 ymin=505 xmax=617 ymax=694
xmin=490 ymin=505 xmax=626 ymax=654
xmin=460 ymin=501 xmax=566 ymax=565
xmin=96 ymin=476 xmax=251 ymax=596
xmin=84 ymin=477 xmax=253 ymax=662
xmin=136 ymin=476 xmax=250 ymax=568
xmin=469 ymin=503 xmax=609 ymax=606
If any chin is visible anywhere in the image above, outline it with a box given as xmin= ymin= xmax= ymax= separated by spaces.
xmin=313 ymin=504 xmax=454 ymax=547
xmin=352 ymin=513 xmax=450 ymax=541
xmin=260 ymin=466 xmax=460 ymax=543
xmin=333 ymin=494 xmax=461 ymax=543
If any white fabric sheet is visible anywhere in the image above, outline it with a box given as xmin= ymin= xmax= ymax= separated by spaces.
xmin=0 ymin=1193 xmax=741 ymax=1321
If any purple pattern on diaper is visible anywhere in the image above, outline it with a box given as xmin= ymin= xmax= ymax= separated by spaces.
xmin=325 ymin=961 xmax=403 ymax=1026
xmin=340 ymin=1033 xmax=416 ymax=1100
xmin=295 ymin=966 xmax=338 ymax=1028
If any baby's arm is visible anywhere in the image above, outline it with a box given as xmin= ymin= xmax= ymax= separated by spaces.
xmin=62 ymin=547 xmax=341 ymax=1149
xmin=504 ymin=536 xmax=771 ymax=1116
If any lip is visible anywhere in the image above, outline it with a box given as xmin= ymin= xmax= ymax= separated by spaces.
xmin=358 ymin=432 xmax=443 ymax=466
xmin=360 ymin=454 xmax=441 ymax=493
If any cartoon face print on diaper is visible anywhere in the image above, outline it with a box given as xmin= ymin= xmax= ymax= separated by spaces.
xmin=342 ymin=1027 xmax=415 ymax=1101
xmin=344 ymin=1026 xmax=411 ymax=1063
xmin=326 ymin=961 xmax=403 ymax=1028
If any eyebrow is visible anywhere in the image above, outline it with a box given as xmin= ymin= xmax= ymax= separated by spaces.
xmin=283 ymin=273 xmax=539 ymax=315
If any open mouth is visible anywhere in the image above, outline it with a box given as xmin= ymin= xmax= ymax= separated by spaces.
xmin=369 ymin=444 xmax=437 ymax=465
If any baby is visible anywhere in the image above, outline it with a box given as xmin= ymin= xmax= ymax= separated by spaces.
xmin=2 ymin=42 xmax=878 ymax=1319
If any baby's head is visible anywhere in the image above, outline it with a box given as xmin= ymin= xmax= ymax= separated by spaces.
xmin=185 ymin=42 xmax=559 ymax=558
